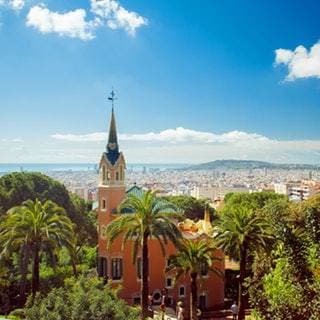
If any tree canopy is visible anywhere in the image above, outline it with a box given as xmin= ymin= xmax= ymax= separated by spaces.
xmin=166 ymin=195 xmax=214 ymax=221
xmin=0 ymin=172 xmax=96 ymax=245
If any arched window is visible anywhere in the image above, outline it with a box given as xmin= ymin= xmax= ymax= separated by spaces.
xmin=120 ymin=166 xmax=123 ymax=180
xmin=116 ymin=172 xmax=119 ymax=180
xmin=102 ymin=165 xmax=106 ymax=181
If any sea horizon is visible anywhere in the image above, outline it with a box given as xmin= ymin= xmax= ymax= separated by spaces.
xmin=0 ymin=162 xmax=189 ymax=173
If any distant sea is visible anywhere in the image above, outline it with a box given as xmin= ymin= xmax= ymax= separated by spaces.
xmin=0 ymin=163 xmax=188 ymax=174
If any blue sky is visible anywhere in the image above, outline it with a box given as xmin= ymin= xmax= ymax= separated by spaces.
xmin=1 ymin=0 xmax=320 ymax=163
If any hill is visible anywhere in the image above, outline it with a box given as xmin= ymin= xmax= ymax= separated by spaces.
xmin=185 ymin=159 xmax=320 ymax=171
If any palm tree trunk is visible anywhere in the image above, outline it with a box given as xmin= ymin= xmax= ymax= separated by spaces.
xmin=190 ymin=272 xmax=198 ymax=320
xmin=141 ymin=232 xmax=149 ymax=320
xmin=32 ymin=244 xmax=40 ymax=297
xmin=72 ymin=259 xmax=78 ymax=277
xmin=19 ymin=244 xmax=29 ymax=305
xmin=238 ymin=245 xmax=247 ymax=320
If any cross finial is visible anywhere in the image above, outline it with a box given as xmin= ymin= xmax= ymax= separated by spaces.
xmin=108 ymin=88 xmax=117 ymax=110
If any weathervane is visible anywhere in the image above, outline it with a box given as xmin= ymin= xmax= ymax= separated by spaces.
xmin=108 ymin=88 xmax=117 ymax=110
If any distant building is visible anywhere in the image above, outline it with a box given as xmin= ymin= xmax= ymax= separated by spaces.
xmin=274 ymin=180 xmax=320 ymax=201
xmin=72 ymin=187 xmax=88 ymax=200
xmin=191 ymin=185 xmax=248 ymax=201
xmin=97 ymin=106 xmax=224 ymax=316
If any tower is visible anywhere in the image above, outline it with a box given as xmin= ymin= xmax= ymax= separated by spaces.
xmin=98 ymin=91 xmax=126 ymax=265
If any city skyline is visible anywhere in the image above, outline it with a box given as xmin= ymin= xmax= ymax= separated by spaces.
xmin=1 ymin=0 xmax=320 ymax=163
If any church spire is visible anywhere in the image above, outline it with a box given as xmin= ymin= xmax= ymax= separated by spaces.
xmin=107 ymin=107 xmax=119 ymax=151
xmin=106 ymin=90 xmax=120 ymax=165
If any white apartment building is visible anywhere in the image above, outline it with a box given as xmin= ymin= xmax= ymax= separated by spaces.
xmin=274 ymin=180 xmax=320 ymax=201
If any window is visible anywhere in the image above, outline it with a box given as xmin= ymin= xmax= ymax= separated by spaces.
xmin=102 ymin=199 xmax=106 ymax=210
xmin=120 ymin=166 xmax=123 ymax=180
xmin=116 ymin=172 xmax=119 ymax=180
xmin=179 ymin=285 xmax=185 ymax=297
xmin=102 ymin=165 xmax=106 ymax=181
xmin=200 ymin=262 xmax=208 ymax=276
xmin=98 ymin=257 xmax=107 ymax=277
xmin=199 ymin=294 xmax=207 ymax=310
xmin=111 ymin=258 xmax=123 ymax=280
xmin=133 ymin=297 xmax=141 ymax=305
xmin=167 ymin=296 xmax=173 ymax=306
xmin=166 ymin=277 xmax=173 ymax=288
xmin=137 ymin=257 xmax=142 ymax=279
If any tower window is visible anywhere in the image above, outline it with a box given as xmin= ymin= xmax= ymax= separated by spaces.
xmin=179 ymin=285 xmax=185 ymax=297
xmin=165 ymin=277 xmax=173 ymax=288
xmin=111 ymin=258 xmax=123 ymax=280
xmin=120 ymin=166 xmax=123 ymax=180
xmin=116 ymin=172 xmax=119 ymax=180
xmin=102 ymin=165 xmax=106 ymax=181
xmin=102 ymin=199 xmax=106 ymax=210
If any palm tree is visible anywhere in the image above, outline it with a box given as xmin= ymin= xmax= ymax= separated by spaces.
xmin=214 ymin=206 xmax=272 ymax=320
xmin=0 ymin=199 xmax=76 ymax=297
xmin=105 ymin=190 xmax=182 ymax=320
xmin=166 ymin=239 xmax=222 ymax=320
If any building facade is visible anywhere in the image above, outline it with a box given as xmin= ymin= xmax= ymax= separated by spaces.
xmin=97 ymin=108 xmax=225 ymax=316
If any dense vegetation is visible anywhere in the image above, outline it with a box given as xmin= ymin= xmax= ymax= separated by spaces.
xmin=1 ymin=171 xmax=320 ymax=320
xmin=0 ymin=172 xmax=97 ymax=245
xmin=165 ymin=195 xmax=215 ymax=220
xmin=23 ymin=276 xmax=140 ymax=320
xmin=0 ymin=172 xmax=97 ymax=315
xmin=216 ymin=192 xmax=320 ymax=320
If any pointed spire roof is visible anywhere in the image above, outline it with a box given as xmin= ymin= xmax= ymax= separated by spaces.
xmin=105 ymin=107 xmax=120 ymax=165
xmin=107 ymin=107 xmax=119 ymax=149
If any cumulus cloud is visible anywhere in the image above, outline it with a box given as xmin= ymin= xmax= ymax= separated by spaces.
xmin=275 ymin=41 xmax=320 ymax=81
xmin=2 ymin=129 xmax=320 ymax=163
xmin=91 ymin=0 xmax=148 ymax=35
xmin=52 ymin=132 xmax=106 ymax=142
xmin=51 ymin=127 xmax=270 ymax=145
xmin=0 ymin=0 xmax=25 ymax=11
xmin=26 ymin=4 xmax=100 ymax=40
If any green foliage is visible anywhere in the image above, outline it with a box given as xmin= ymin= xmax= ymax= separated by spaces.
xmin=24 ymin=276 xmax=140 ymax=320
xmin=78 ymin=246 xmax=97 ymax=269
xmin=248 ymin=195 xmax=320 ymax=320
xmin=166 ymin=195 xmax=214 ymax=220
xmin=166 ymin=239 xmax=221 ymax=279
xmin=222 ymin=191 xmax=286 ymax=214
xmin=263 ymin=258 xmax=302 ymax=313
xmin=0 ymin=199 xmax=76 ymax=296
xmin=0 ymin=172 xmax=96 ymax=245
xmin=107 ymin=191 xmax=182 ymax=263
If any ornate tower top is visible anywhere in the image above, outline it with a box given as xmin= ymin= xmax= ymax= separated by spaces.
xmin=106 ymin=90 xmax=120 ymax=165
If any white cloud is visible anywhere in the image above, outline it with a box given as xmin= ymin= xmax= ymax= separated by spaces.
xmin=275 ymin=41 xmax=320 ymax=81
xmin=2 ymin=129 xmax=320 ymax=164
xmin=51 ymin=127 xmax=270 ymax=145
xmin=47 ymin=127 xmax=320 ymax=163
xmin=0 ymin=0 xmax=25 ymax=11
xmin=26 ymin=4 xmax=99 ymax=40
xmin=52 ymin=132 xmax=106 ymax=142
xmin=91 ymin=0 xmax=148 ymax=35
